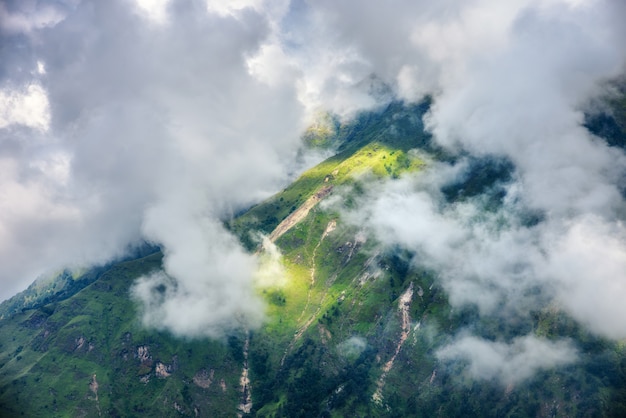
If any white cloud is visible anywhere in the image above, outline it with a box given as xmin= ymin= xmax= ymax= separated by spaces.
xmin=347 ymin=158 xmax=626 ymax=341
xmin=36 ymin=61 xmax=46 ymax=75
xmin=0 ymin=84 xmax=51 ymax=131
xmin=1 ymin=0 xmax=626 ymax=349
xmin=247 ymin=43 xmax=298 ymax=88
xmin=132 ymin=0 xmax=172 ymax=24
xmin=328 ymin=0 xmax=626 ymax=347
xmin=337 ymin=336 xmax=368 ymax=358
xmin=254 ymin=235 xmax=287 ymax=288
xmin=546 ymin=216 xmax=626 ymax=340
xmin=133 ymin=214 xmax=265 ymax=338
xmin=436 ymin=334 xmax=578 ymax=385
xmin=0 ymin=0 xmax=306 ymax=320
xmin=204 ymin=0 xmax=264 ymax=17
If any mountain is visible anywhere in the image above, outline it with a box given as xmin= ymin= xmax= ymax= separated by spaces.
xmin=1 ymin=99 xmax=626 ymax=417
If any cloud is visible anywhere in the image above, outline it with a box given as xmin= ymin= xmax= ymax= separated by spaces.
xmin=545 ymin=215 xmax=626 ymax=340
xmin=337 ymin=336 xmax=368 ymax=359
xmin=421 ymin=3 xmax=626 ymax=218
xmin=0 ymin=84 xmax=50 ymax=131
xmin=329 ymin=0 xmax=626 ymax=350
xmin=347 ymin=156 xmax=626 ymax=333
xmin=0 ymin=0 xmax=308 ymax=330
xmin=0 ymin=0 xmax=73 ymax=35
xmin=0 ymin=0 xmax=397 ymax=311
xmin=132 ymin=216 xmax=264 ymax=338
xmin=253 ymin=235 xmax=287 ymax=288
xmin=436 ymin=334 xmax=578 ymax=385
xmin=131 ymin=0 xmax=171 ymax=24
xmin=344 ymin=167 xmax=549 ymax=317
xmin=2 ymin=0 xmax=626 ymax=351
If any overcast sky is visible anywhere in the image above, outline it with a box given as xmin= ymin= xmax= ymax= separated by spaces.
xmin=1 ymin=0 xmax=626 ymax=363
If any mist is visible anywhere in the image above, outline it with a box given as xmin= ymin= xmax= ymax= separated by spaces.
xmin=0 ymin=0 xmax=307 ymax=336
xmin=436 ymin=333 xmax=578 ymax=385
xmin=2 ymin=0 xmax=626 ymax=356
xmin=318 ymin=0 xmax=626 ymax=381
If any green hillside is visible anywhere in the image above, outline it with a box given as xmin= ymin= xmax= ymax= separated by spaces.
xmin=1 ymin=101 xmax=626 ymax=417
xmin=0 ymin=252 xmax=246 ymax=417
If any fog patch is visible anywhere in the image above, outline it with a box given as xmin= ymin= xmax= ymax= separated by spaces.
xmin=320 ymin=0 xmax=626 ymax=349
xmin=132 ymin=215 xmax=264 ymax=338
xmin=3 ymin=0 xmax=626 ymax=351
xmin=545 ymin=215 xmax=626 ymax=340
xmin=436 ymin=334 xmax=578 ymax=386
xmin=337 ymin=336 xmax=368 ymax=359
xmin=254 ymin=235 xmax=287 ymax=288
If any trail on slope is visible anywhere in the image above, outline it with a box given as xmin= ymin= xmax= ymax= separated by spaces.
xmin=268 ymin=186 xmax=333 ymax=243
xmin=372 ymin=282 xmax=414 ymax=405
xmin=297 ymin=219 xmax=336 ymax=322
xmin=281 ymin=219 xmax=336 ymax=366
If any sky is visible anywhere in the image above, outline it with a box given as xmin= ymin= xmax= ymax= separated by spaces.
xmin=1 ymin=0 xmax=626 ymax=380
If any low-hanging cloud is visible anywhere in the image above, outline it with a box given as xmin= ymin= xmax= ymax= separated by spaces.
xmin=1 ymin=0 xmax=402 ymax=336
xmin=253 ymin=235 xmax=287 ymax=289
xmin=343 ymin=169 xmax=550 ymax=318
xmin=2 ymin=0 xmax=626 ymax=353
xmin=325 ymin=0 xmax=626 ymax=382
xmin=436 ymin=334 xmax=578 ymax=385
xmin=0 ymin=0 xmax=308 ymax=335
xmin=132 ymin=214 xmax=264 ymax=338
xmin=337 ymin=336 xmax=368 ymax=359
xmin=545 ymin=215 xmax=626 ymax=340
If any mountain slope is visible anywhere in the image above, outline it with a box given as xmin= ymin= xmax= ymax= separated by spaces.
xmin=0 ymin=252 xmax=247 ymax=417
xmin=1 ymin=101 xmax=626 ymax=417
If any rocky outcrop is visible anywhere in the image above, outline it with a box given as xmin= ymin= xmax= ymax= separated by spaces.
xmin=193 ymin=369 xmax=214 ymax=389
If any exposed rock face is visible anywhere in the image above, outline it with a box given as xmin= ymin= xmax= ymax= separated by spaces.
xmin=89 ymin=374 xmax=98 ymax=399
xmin=373 ymin=282 xmax=415 ymax=404
xmin=238 ymin=335 xmax=252 ymax=416
xmin=193 ymin=369 xmax=214 ymax=389
xmin=89 ymin=374 xmax=101 ymax=416
xmin=155 ymin=362 xmax=171 ymax=378
xmin=75 ymin=336 xmax=86 ymax=351
xmin=268 ymin=185 xmax=333 ymax=243
xmin=136 ymin=345 xmax=151 ymax=362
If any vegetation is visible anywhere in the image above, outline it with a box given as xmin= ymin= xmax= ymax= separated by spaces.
xmin=229 ymin=100 xmax=432 ymax=250
xmin=0 ymin=252 xmax=244 ymax=417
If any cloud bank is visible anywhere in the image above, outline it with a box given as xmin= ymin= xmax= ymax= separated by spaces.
xmin=307 ymin=0 xmax=626 ymax=380
xmin=2 ymin=0 xmax=626 ymax=352
xmin=0 ymin=0 xmax=307 ymax=335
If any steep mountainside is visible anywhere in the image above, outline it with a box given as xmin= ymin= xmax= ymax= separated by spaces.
xmin=1 ymin=101 xmax=626 ymax=417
